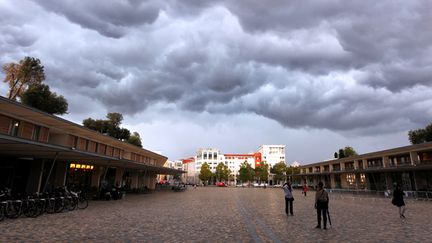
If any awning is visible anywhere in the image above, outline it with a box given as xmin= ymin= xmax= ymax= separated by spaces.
xmin=0 ymin=134 xmax=184 ymax=175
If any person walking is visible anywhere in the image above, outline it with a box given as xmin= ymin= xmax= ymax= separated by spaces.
xmin=283 ymin=181 xmax=294 ymax=215
xmin=302 ymin=183 xmax=308 ymax=197
xmin=392 ymin=184 xmax=406 ymax=218
xmin=315 ymin=181 xmax=329 ymax=229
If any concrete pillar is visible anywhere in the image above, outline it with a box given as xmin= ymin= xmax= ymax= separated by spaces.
xmin=149 ymin=173 xmax=157 ymax=189
xmin=340 ymin=162 xmax=345 ymax=171
xmin=54 ymin=162 xmax=68 ymax=187
xmin=130 ymin=172 xmax=139 ymax=189
xmin=114 ymin=168 xmax=124 ymax=186
xmin=382 ymin=156 xmax=389 ymax=168
xmin=91 ymin=166 xmax=104 ymax=188
xmin=410 ymin=151 xmax=419 ymax=165
xmin=330 ymin=174 xmax=336 ymax=189
xmin=26 ymin=160 xmax=45 ymax=193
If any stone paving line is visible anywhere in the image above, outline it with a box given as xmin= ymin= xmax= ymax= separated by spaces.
xmin=1 ymin=187 xmax=431 ymax=242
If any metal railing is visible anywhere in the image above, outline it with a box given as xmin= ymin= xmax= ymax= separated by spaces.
xmin=327 ymin=188 xmax=432 ymax=201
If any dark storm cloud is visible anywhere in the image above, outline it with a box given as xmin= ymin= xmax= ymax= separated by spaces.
xmin=33 ymin=0 xmax=162 ymax=38
xmin=1 ymin=0 xmax=432 ymax=134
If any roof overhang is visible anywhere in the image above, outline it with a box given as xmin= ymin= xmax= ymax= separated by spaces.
xmin=0 ymin=134 xmax=184 ymax=175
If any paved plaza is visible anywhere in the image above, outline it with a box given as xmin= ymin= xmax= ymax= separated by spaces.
xmin=1 ymin=187 xmax=431 ymax=242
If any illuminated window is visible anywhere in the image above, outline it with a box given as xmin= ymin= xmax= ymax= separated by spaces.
xmin=10 ymin=120 xmax=20 ymax=136
xmin=360 ymin=173 xmax=365 ymax=183
xmin=346 ymin=173 xmax=355 ymax=185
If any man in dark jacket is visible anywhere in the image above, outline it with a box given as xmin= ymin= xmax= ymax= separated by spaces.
xmin=315 ymin=181 xmax=329 ymax=229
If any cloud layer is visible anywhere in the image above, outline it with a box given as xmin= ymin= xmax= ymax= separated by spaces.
xmin=1 ymin=0 xmax=432 ymax=160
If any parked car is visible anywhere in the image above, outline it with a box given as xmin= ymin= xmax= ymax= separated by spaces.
xmin=216 ymin=182 xmax=227 ymax=187
xmin=291 ymin=183 xmax=302 ymax=189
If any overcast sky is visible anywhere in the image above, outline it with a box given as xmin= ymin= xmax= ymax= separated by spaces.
xmin=1 ymin=0 xmax=431 ymax=164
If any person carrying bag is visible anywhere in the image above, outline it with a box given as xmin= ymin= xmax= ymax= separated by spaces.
xmin=283 ymin=181 xmax=294 ymax=215
xmin=315 ymin=181 xmax=329 ymax=229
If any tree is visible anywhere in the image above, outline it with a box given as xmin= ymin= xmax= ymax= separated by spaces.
xmin=270 ymin=162 xmax=287 ymax=184
xmin=254 ymin=162 xmax=269 ymax=183
xmin=106 ymin=112 xmax=123 ymax=127
xmin=215 ymin=162 xmax=230 ymax=182
xmin=408 ymin=129 xmax=426 ymax=144
xmin=286 ymin=165 xmax=301 ymax=183
xmin=3 ymin=57 xmax=45 ymax=100
xmin=83 ymin=113 xmax=141 ymax=145
xmin=198 ymin=162 xmax=212 ymax=185
xmin=408 ymin=123 xmax=432 ymax=144
xmin=238 ymin=161 xmax=254 ymax=184
xmin=338 ymin=149 xmax=345 ymax=159
xmin=343 ymin=146 xmax=358 ymax=157
xmin=335 ymin=146 xmax=358 ymax=159
xmin=20 ymin=83 xmax=68 ymax=115
xmin=127 ymin=132 xmax=142 ymax=147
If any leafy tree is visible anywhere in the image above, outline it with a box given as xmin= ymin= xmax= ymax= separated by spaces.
xmin=270 ymin=161 xmax=287 ymax=184
xmin=335 ymin=146 xmax=358 ymax=159
xmin=198 ymin=162 xmax=212 ymax=185
xmin=127 ymin=132 xmax=142 ymax=147
xmin=83 ymin=113 xmax=140 ymax=144
xmin=408 ymin=123 xmax=432 ymax=144
xmin=106 ymin=112 xmax=123 ymax=127
xmin=254 ymin=162 xmax=269 ymax=183
xmin=409 ymin=129 xmax=426 ymax=144
xmin=2 ymin=57 xmax=45 ymax=100
xmin=343 ymin=146 xmax=358 ymax=157
xmin=238 ymin=161 xmax=254 ymax=184
xmin=20 ymin=83 xmax=68 ymax=115
xmin=286 ymin=165 xmax=301 ymax=183
xmin=228 ymin=174 xmax=235 ymax=184
xmin=338 ymin=149 xmax=345 ymax=159
xmin=215 ymin=162 xmax=230 ymax=182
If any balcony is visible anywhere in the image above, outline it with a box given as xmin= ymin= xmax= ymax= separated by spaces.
xmin=366 ymin=164 xmax=383 ymax=169
xmin=388 ymin=162 xmax=412 ymax=167
xmin=416 ymin=159 xmax=432 ymax=165
xmin=344 ymin=166 xmax=355 ymax=171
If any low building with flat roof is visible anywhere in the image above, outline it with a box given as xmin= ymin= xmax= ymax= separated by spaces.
xmin=298 ymin=143 xmax=432 ymax=193
xmin=0 ymin=96 xmax=182 ymax=195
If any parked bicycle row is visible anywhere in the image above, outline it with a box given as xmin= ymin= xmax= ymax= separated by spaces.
xmin=0 ymin=186 xmax=88 ymax=222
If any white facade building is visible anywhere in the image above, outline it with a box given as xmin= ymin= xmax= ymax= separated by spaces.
xmin=257 ymin=145 xmax=286 ymax=168
xmin=224 ymin=154 xmax=257 ymax=184
xmin=195 ymin=148 xmax=224 ymax=173
xmin=192 ymin=145 xmax=286 ymax=185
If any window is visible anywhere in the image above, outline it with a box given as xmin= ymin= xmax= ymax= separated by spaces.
xmin=32 ymin=125 xmax=41 ymax=140
xmin=85 ymin=140 xmax=89 ymax=151
xmin=10 ymin=120 xmax=20 ymax=136
xmin=73 ymin=136 xmax=79 ymax=148
xmin=95 ymin=143 xmax=99 ymax=153
xmin=346 ymin=173 xmax=355 ymax=185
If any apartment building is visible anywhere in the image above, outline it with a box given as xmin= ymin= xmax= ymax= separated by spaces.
xmin=257 ymin=145 xmax=286 ymax=168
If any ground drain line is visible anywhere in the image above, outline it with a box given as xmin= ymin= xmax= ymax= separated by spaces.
xmin=236 ymin=199 xmax=262 ymax=243
xmin=235 ymin=195 xmax=281 ymax=243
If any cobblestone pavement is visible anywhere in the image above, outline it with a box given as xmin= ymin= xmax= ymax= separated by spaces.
xmin=1 ymin=187 xmax=431 ymax=242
